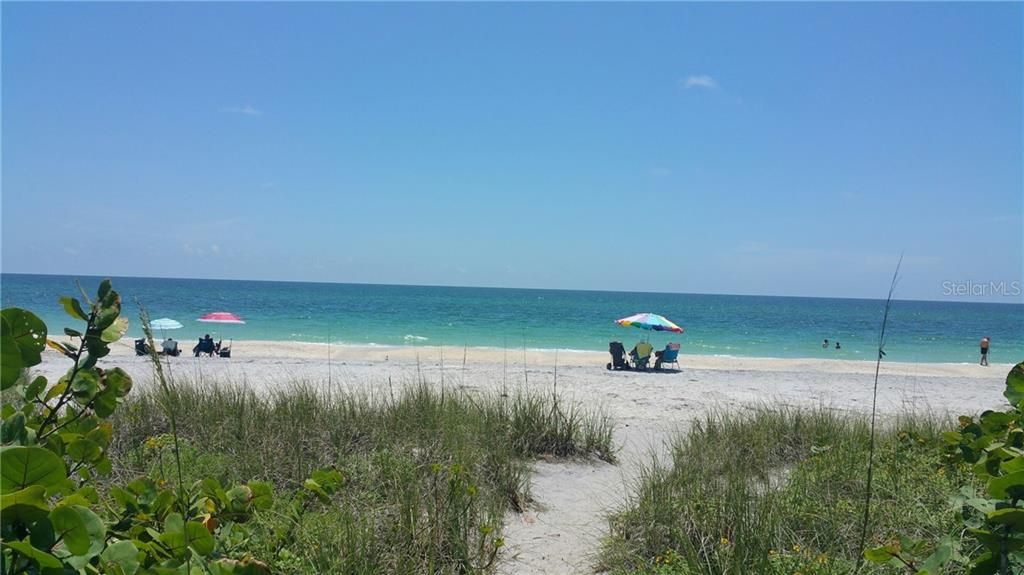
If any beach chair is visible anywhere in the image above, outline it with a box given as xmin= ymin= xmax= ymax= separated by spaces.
xmin=193 ymin=338 xmax=216 ymax=357
xmin=630 ymin=342 xmax=653 ymax=371
xmin=134 ymin=339 xmax=150 ymax=356
xmin=607 ymin=341 xmax=629 ymax=370
xmin=655 ymin=343 xmax=681 ymax=370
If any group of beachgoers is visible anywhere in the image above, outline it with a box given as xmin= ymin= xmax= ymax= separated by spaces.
xmin=605 ymin=336 xmax=997 ymax=371
xmin=190 ymin=334 xmax=230 ymax=357
xmin=134 ymin=334 xmax=231 ymax=358
xmin=821 ymin=337 xmax=994 ymax=366
xmin=606 ymin=340 xmax=681 ymax=371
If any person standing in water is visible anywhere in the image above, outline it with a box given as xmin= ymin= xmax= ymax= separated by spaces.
xmin=822 ymin=339 xmax=829 ymax=348
xmin=980 ymin=336 xmax=990 ymax=366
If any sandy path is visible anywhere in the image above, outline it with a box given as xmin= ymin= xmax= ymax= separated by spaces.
xmin=30 ymin=339 xmax=1016 ymax=574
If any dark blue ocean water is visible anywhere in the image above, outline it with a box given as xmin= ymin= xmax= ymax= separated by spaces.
xmin=2 ymin=273 xmax=1021 ymax=364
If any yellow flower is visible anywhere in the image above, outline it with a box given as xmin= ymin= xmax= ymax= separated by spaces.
xmin=720 ymin=537 xmax=730 ymax=546
xmin=792 ymin=544 xmax=801 ymax=553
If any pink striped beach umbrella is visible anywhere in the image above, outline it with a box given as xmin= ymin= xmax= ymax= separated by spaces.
xmin=197 ymin=311 xmax=246 ymax=325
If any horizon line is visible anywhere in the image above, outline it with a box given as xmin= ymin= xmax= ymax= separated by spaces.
xmin=2 ymin=270 xmax=1021 ymax=306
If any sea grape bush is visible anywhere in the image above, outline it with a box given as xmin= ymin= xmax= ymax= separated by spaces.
xmin=866 ymin=361 xmax=1024 ymax=575
xmin=0 ymin=280 xmax=340 ymax=574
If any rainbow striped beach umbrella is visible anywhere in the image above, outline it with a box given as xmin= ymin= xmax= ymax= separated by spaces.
xmin=615 ymin=312 xmax=684 ymax=333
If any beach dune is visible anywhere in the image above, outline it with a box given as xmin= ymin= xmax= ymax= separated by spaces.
xmin=31 ymin=338 xmax=1015 ymax=574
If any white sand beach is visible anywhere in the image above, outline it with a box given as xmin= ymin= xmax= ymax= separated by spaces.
xmin=32 ymin=339 xmax=1016 ymax=574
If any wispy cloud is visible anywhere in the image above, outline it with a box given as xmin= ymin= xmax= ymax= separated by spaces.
xmin=681 ymin=75 xmax=718 ymax=90
xmin=222 ymin=105 xmax=262 ymax=116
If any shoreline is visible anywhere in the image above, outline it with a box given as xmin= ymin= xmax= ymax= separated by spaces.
xmin=100 ymin=337 xmax=1010 ymax=379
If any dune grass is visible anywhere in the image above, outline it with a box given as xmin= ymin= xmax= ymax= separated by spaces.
xmin=107 ymin=377 xmax=615 ymax=574
xmin=600 ymin=406 xmax=970 ymax=575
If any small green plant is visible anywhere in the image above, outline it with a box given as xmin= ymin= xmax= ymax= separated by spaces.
xmin=0 ymin=280 xmax=335 ymax=574
xmin=864 ymin=361 xmax=1024 ymax=575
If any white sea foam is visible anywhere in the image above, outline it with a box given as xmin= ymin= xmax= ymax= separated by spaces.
xmin=404 ymin=335 xmax=429 ymax=342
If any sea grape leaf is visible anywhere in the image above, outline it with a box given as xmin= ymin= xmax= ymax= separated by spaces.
xmin=100 ymin=540 xmax=141 ymax=575
xmin=104 ymin=367 xmax=133 ymax=397
xmin=211 ymin=558 xmax=272 ymax=575
xmin=1005 ymin=362 xmax=1024 ymax=408
xmin=0 ymin=485 xmax=50 ymax=526
xmin=248 ymin=481 xmax=274 ymax=510
xmin=302 ymin=478 xmax=330 ymax=503
xmin=1002 ymin=456 xmax=1024 ymax=474
xmin=59 ymin=296 xmax=88 ymax=321
xmin=94 ymin=300 xmax=121 ymax=331
xmin=986 ymin=470 xmax=1024 ymax=500
xmin=86 ymin=423 xmax=113 ymax=447
xmin=0 ymin=446 xmax=67 ymax=493
xmin=863 ymin=543 xmax=898 ymax=564
xmin=968 ymin=551 xmax=999 ymax=575
xmin=2 ymin=539 xmax=63 ymax=570
xmin=66 ymin=438 xmax=102 ymax=463
xmin=2 ymin=412 xmax=27 ymax=445
xmin=97 ymin=279 xmax=112 ymax=302
xmin=93 ymin=388 xmax=119 ymax=418
xmin=71 ymin=369 xmax=100 ymax=404
xmin=44 ymin=381 xmax=67 ymax=403
xmin=101 ymin=317 xmax=129 ymax=344
xmin=29 ymin=517 xmax=56 ymax=550
xmin=24 ymin=376 xmax=48 ymax=401
xmin=1 ymin=308 xmax=47 ymax=390
xmin=2 ymin=308 xmax=47 ymax=366
xmin=160 ymin=514 xmax=215 ymax=558
xmin=980 ymin=411 xmax=1014 ymax=433
xmin=311 ymin=468 xmax=343 ymax=492
xmin=987 ymin=508 xmax=1024 ymax=530
xmin=51 ymin=504 xmax=105 ymax=559
xmin=920 ymin=537 xmax=954 ymax=572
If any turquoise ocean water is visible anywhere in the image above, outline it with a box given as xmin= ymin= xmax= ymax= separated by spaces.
xmin=2 ymin=273 xmax=1021 ymax=364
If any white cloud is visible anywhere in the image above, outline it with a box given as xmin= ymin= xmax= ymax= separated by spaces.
xmin=681 ymin=75 xmax=718 ymax=90
xmin=222 ymin=105 xmax=262 ymax=116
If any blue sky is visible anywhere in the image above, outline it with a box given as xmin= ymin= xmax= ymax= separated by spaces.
xmin=2 ymin=3 xmax=1021 ymax=302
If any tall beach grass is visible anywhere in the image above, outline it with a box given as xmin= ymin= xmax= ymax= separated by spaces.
xmin=107 ymin=375 xmax=615 ymax=574
xmin=600 ymin=406 xmax=969 ymax=575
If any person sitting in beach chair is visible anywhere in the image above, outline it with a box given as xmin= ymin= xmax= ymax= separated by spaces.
xmin=193 ymin=334 xmax=216 ymax=357
xmin=654 ymin=343 xmax=681 ymax=370
xmin=135 ymin=338 xmax=150 ymax=356
xmin=218 ymin=340 xmax=231 ymax=358
xmin=161 ymin=337 xmax=180 ymax=357
xmin=629 ymin=341 xmax=654 ymax=371
xmin=606 ymin=341 xmax=630 ymax=370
